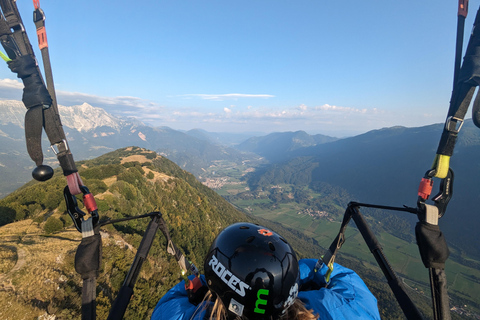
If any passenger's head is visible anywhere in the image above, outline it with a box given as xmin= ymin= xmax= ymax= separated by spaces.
xmin=204 ymin=222 xmax=301 ymax=319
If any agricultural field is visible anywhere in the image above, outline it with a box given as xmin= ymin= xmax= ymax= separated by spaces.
xmin=203 ymin=162 xmax=480 ymax=318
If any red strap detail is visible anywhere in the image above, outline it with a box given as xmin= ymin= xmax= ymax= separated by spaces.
xmin=418 ymin=178 xmax=434 ymax=200
xmin=185 ymin=276 xmax=203 ymax=293
xmin=33 ymin=0 xmax=40 ymax=9
xmin=458 ymin=0 xmax=469 ymax=18
xmin=83 ymin=193 xmax=98 ymax=213
xmin=67 ymin=172 xmax=84 ymax=195
xmin=36 ymin=26 xmax=48 ymax=49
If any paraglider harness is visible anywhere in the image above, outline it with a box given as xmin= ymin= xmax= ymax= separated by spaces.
xmin=321 ymin=1 xmax=480 ymax=319
xmin=0 ymin=1 xmax=200 ymax=319
xmin=2 ymin=0 xmax=480 ymax=319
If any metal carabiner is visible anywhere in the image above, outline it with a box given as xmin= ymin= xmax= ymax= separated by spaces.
xmin=431 ymin=168 xmax=454 ymax=218
xmin=64 ymin=185 xmax=85 ymax=232
xmin=417 ymin=168 xmax=454 ymax=220
xmin=63 ymin=185 xmax=99 ymax=232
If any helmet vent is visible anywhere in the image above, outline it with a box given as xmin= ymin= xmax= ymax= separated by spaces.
xmin=268 ymin=242 xmax=276 ymax=251
xmin=280 ymin=237 xmax=288 ymax=244
xmin=246 ymin=236 xmax=255 ymax=243
xmin=240 ymin=226 xmax=250 ymax=229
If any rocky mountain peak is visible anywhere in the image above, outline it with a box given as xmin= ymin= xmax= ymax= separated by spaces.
xmin=0 ymin=100 xmax=131 ymax=132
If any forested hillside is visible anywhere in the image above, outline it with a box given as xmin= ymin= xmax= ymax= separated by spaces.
xmin=0 ymin=147 xmax=439 ymax=319
xmin=235 ymin=130 xmax=337 ymax=162
xmin=0 ymin=147 xmax=247 ymax=318
xmin=246 ymin=121 xmax=480 ymax=260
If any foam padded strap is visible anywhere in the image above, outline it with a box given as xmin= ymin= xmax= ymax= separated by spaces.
xmin=75 ymin=231 xmax=102 ymax=280
xmin=7 ymin=54 xmax=52 ymax=109
xmin=415 ymin=221 xmax=450 ymax=269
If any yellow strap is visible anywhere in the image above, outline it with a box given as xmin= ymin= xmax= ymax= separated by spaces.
xmin=317 ymin=255 xmax=335 ymax=283
xmin=432 ymin=154 xmax=451 ymax=179
xmin=0 ymin=51 xmax=12 ymax=62
xmin=325 ymin=261 xmax=334 ymax=283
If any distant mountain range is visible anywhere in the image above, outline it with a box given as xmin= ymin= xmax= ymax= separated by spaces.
xmin=2 ymin=99 xmax=480 ymax=260
xmin=235 ymin=130 xmax=338 ymax=162
xmin=0 ymin=100 xmax=259 ymax=197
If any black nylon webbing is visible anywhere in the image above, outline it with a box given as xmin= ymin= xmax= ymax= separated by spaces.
xmin=436 ymin=85 xmax=476 ymax=156
xmin=322 ymin=208 xmax=352 ymax=267
xmin=24 ymin=106 xmax=44 ymax=166
xmin=436 ymin=6 xmax=480 ymax=155
xmin=82 ymin=278 xmax=97 ymax=320
xmin=1 ymin=1 xmax=78 ymax=177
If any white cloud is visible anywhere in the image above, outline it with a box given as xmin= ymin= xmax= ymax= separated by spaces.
xmin=0 ymin=78 xmax=23 ymax=89
xmin=181 ymin=93 xmax=275 ymax=101
xmin=0 ymin=78 xmax=443 ymax=136
xmin=314 ymin=104 xmax=367 ymax=113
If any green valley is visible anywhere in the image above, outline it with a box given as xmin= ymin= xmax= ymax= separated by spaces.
xmin=204 ymin=161 xmax=480 ymax=319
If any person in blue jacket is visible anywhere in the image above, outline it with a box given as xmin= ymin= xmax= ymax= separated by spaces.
xmin=151 ymin=222 xmax=381 ymax=320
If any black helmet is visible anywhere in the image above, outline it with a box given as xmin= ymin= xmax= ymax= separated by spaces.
xmin=204 ymin=222 xmax=299 ymax=319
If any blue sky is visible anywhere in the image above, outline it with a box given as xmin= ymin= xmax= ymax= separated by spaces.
xmin=1 ymin=0 xmax=479 ymax=137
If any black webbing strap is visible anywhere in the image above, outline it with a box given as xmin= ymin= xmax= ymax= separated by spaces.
xmin=75 ymin=220 xmax=102 ymax=320
xmin=0 ymin=0 xmax=30 ymax=55
xmin=434 ymin=5 xmax=480 ymax=174
xmin=320 ymin=206 xmax=352 ymax=281
xmin=323 ymin=203 xmax=424 ymax=319
xmin=158 ymin=216 xmax=199 ymax=276
xmin=415 ymin=202 xmax=451 ymax=320
xmin=31 ymin=0 xmax=75 ymax=174
xmin=436 ymin=85 xmax=475 ymax=157
xmin=24 ymin=106 xmax=44 ymax=166
xmin=158 ymin=217 xmax=185 ymax=266
xmin=0 ymin=0 xmax=79 ymax=181
xmin=107 ymin=213 xmax=162 ymax=320
xmin=453 ymin=0 xmax=469 ymax=86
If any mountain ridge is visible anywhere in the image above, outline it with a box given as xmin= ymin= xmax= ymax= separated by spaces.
xmin=235 ymin=130 xmax=338 ymax=162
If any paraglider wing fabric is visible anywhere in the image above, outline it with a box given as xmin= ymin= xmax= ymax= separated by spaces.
xmin=298 ymin=259 xmax=381 ymax=320
xmin=151 ymin=275 xmax=209 ymax=320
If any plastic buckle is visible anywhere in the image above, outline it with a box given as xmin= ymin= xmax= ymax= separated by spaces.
xmin=445 ymin=116 xmax=464 ymax=134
